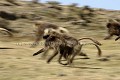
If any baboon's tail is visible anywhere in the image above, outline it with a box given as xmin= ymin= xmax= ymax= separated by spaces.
xmin=82 ymin=43 xmax=102 ymax=57
xmin=78 ymin=38 xmax=102 ymax=46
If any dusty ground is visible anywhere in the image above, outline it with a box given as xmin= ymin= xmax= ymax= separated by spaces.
xmin=0 ymin=38 xmax=120 ymax=80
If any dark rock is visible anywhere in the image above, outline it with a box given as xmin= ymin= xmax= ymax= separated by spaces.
xmin=58 ymin=73 xmax=67 ymax=77
xmin=0 ymin=11 xmax=18 ymax=20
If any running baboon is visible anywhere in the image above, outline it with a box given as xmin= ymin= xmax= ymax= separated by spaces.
xmin=33 ymin=30 xmax=79 ymax=65
xmin=33 ymin=30 xmax=102 ymax=65
xmin=104 ymin=19 xmax=120 ymax=41
xmin=46 ymin=32 xmax=101 ymax=65
xmin=31 ymin=21 xmax=69 ymax=47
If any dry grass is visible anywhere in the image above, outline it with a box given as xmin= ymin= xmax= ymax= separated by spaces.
xmin=0 ymin=38 xmax=120 ymax=80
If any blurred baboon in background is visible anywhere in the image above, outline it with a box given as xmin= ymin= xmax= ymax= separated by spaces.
xmin=104 ymin=19 xmax=120 ymax=41
xmin=31 ymin=21 xmax=69 ymax=47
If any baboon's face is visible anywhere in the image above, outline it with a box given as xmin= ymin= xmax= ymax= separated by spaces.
xmin=43 ymin=35 xmax=50 ymax=39
xmin=47 ymin=36 xmax=56 ymax=41
xmin=43 ymin=28 xmax=59 ymax=39
xmin=43 ymin=34 xmax=57 ymax=42
xmin=43 ymin=31 xmax=58 ymax=41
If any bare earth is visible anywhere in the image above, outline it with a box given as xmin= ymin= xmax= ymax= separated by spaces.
xmin=0 ymin=39 xmax=120 ymax=80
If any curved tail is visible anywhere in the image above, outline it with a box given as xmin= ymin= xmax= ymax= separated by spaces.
xmin=78 ymin=38 xmax=102 ymax=46
xmin=82 ymin=43 xmax=102 ymax=57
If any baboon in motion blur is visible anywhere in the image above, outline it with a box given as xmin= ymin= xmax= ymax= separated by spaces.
xmin=104 ymin=19 xmax=120 ymax=41
xmin=31 ymin=21 xmax=69 ymax=47
xmin=33 ymin=30 xmax=102 ymax=65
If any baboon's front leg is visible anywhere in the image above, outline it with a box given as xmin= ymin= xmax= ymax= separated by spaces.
xmin=33 ymin=48 xmax=46 ymax=56
xmin=104 ymin=34 xmax=113 ymax=40
xmin=47 ymin=50 xmax=58 ymax=64
xmin=115 ymin=35 xmax=120 ymax=41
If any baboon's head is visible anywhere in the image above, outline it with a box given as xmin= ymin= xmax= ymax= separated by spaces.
xmin=43 ymin=28 xmax=60 ymax=38
xmin=107 ymin=19 xmax=120 ymax=28
xmin=43 ymin=29 xmax=62 ymax=41
xmin=106 ymin=19 xmax=120 ymax=35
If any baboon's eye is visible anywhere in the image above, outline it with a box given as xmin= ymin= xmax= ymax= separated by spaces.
xmin=60 ymin=30 xmax=64 ymax=33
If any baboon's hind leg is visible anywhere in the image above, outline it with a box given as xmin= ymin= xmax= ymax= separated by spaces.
xmin=70 ymin=44 xmax=83 ymax=65
xmin=58 ymin=54 xmax=68 ymax=65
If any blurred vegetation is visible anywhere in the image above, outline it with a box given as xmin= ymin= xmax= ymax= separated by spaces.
xmin=0 ymin=0 xmax=120 ymax=40
xmin=46 ymin=1 xmax=61 ymax=5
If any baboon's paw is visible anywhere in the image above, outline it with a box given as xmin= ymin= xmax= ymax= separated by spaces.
xmin=33 ymin=53 xmax=38 ymax=56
